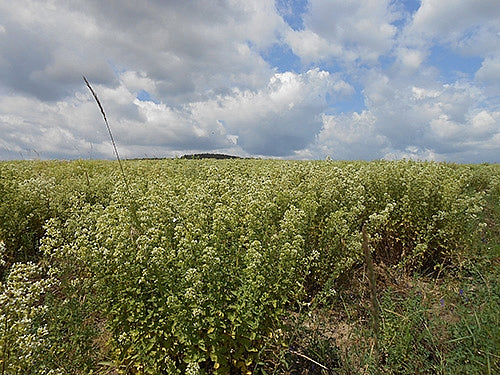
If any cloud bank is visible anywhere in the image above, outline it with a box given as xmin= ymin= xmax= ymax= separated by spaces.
xmin=0 ymin=0 xmax=499 ymax=162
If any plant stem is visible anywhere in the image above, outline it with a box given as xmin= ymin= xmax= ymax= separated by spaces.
xmin=82 ymin=75 xmax=143 ymax=235
xmin=362 ymin=225 xmax=380 ymax=365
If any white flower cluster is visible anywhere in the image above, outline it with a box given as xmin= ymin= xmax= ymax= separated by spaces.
xmin=0 ymin=262 xmax=53 ymax=373
xmin=0 ymin=240 xmax=5 ymax=268
xmin=185 ymin=361 xmax=201 ymax=375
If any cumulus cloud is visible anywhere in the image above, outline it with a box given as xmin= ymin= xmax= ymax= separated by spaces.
xmin=309 ymin=75 xmax=500 ymax=162
xmin=476 ymin=57 xmax=500 ymax=82
xmin=312 ymin=111 xmax=388 ymax=160
xmin=286 ymin=0 xmax=399 ymax=64
xmin=404 ymin=0 xmax=500 ymax=66
xmin=187 ymin=69 xmax=352 ymax=156
xmin=0 ymin=0 xmax=281 ymax=103
xmin=129 ymin=68 xmax=352 ymax=157
xmin=0 ymin=0 xmax=499 ymax=162
xmin=0 ymin=68 xmax=352 ymax=159
xmin=410 ymin=0 xmax=500 ymax=41
xmin=394 ymin=48 xmax=427 ymax=72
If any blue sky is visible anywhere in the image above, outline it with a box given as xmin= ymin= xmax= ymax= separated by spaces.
xmin=0 ymin=0 xmax=499 ymax=162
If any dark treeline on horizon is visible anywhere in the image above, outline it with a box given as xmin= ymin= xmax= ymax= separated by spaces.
xmin=180 ymin=153 xmax=242 ymax=160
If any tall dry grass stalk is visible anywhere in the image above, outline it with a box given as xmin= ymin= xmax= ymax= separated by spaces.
xmin=83 ymin=75 xmax=143 ymax=235
xmin=83 ymin=76 xmax=127 ymax=183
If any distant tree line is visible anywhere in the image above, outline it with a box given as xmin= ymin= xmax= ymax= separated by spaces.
xmin=180 ymin=153 xmax=241 ymax=159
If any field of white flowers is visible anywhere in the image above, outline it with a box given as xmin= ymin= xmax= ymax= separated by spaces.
xmin=1 ymin=159 xmax=498 ymax=374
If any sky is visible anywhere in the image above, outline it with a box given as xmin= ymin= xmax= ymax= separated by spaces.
xmin=0 ymin=0 xmax=499 ymax=162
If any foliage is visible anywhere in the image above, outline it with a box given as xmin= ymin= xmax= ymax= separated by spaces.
xmin=0 ymin=262 xmax=52 ymax=374
xmin=0 ymin=159 xmax=498 ymax=374
xmin=0 ymin=160 xmax=113 ymax=279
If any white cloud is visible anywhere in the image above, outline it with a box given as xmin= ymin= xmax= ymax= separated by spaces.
xmin=411 ymin=0 xmax=500 ymax=40
xmin=0 ymin=0 xmax=499 ymax=162
xmin=301 ymin=65 xmax=500 ymax=162
xmin=285 ymin=29 xmax=342 ymax=63
xmin=411 ymin=86 xmax=440 ymax=100
xmin=0 ymin=69 xmax=352 ymax=159
xmin=121 ymin=71 xmax=158 ymax=98
xmin=286 ymin=0 xmax=399 ymax=64
xmin=382 ymin=147 xmax=443 ymax=162
xmin=0 ymin=95 xmax=103 ymax=159
xmin=186 ymin=69 xmax=353 ymax=156
xmin=397 ymin=0 xmax=500 ymax=100
xmin=396 ymin=48 xmax=427 ymax=72
xmin=313 ymin=111 xmax=388 ymax=160
xmin=470 ymin=110 xmax=498 ymax=138
xmin=476 ymin=57 xmax=500 ymax=82
xmin=406 ymin=0 xmax=500 ymax=67
xmin=430 ymin=115 xmax=462 ymax=140
xmin=0 ymin=0 xmax=282 ymax=103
